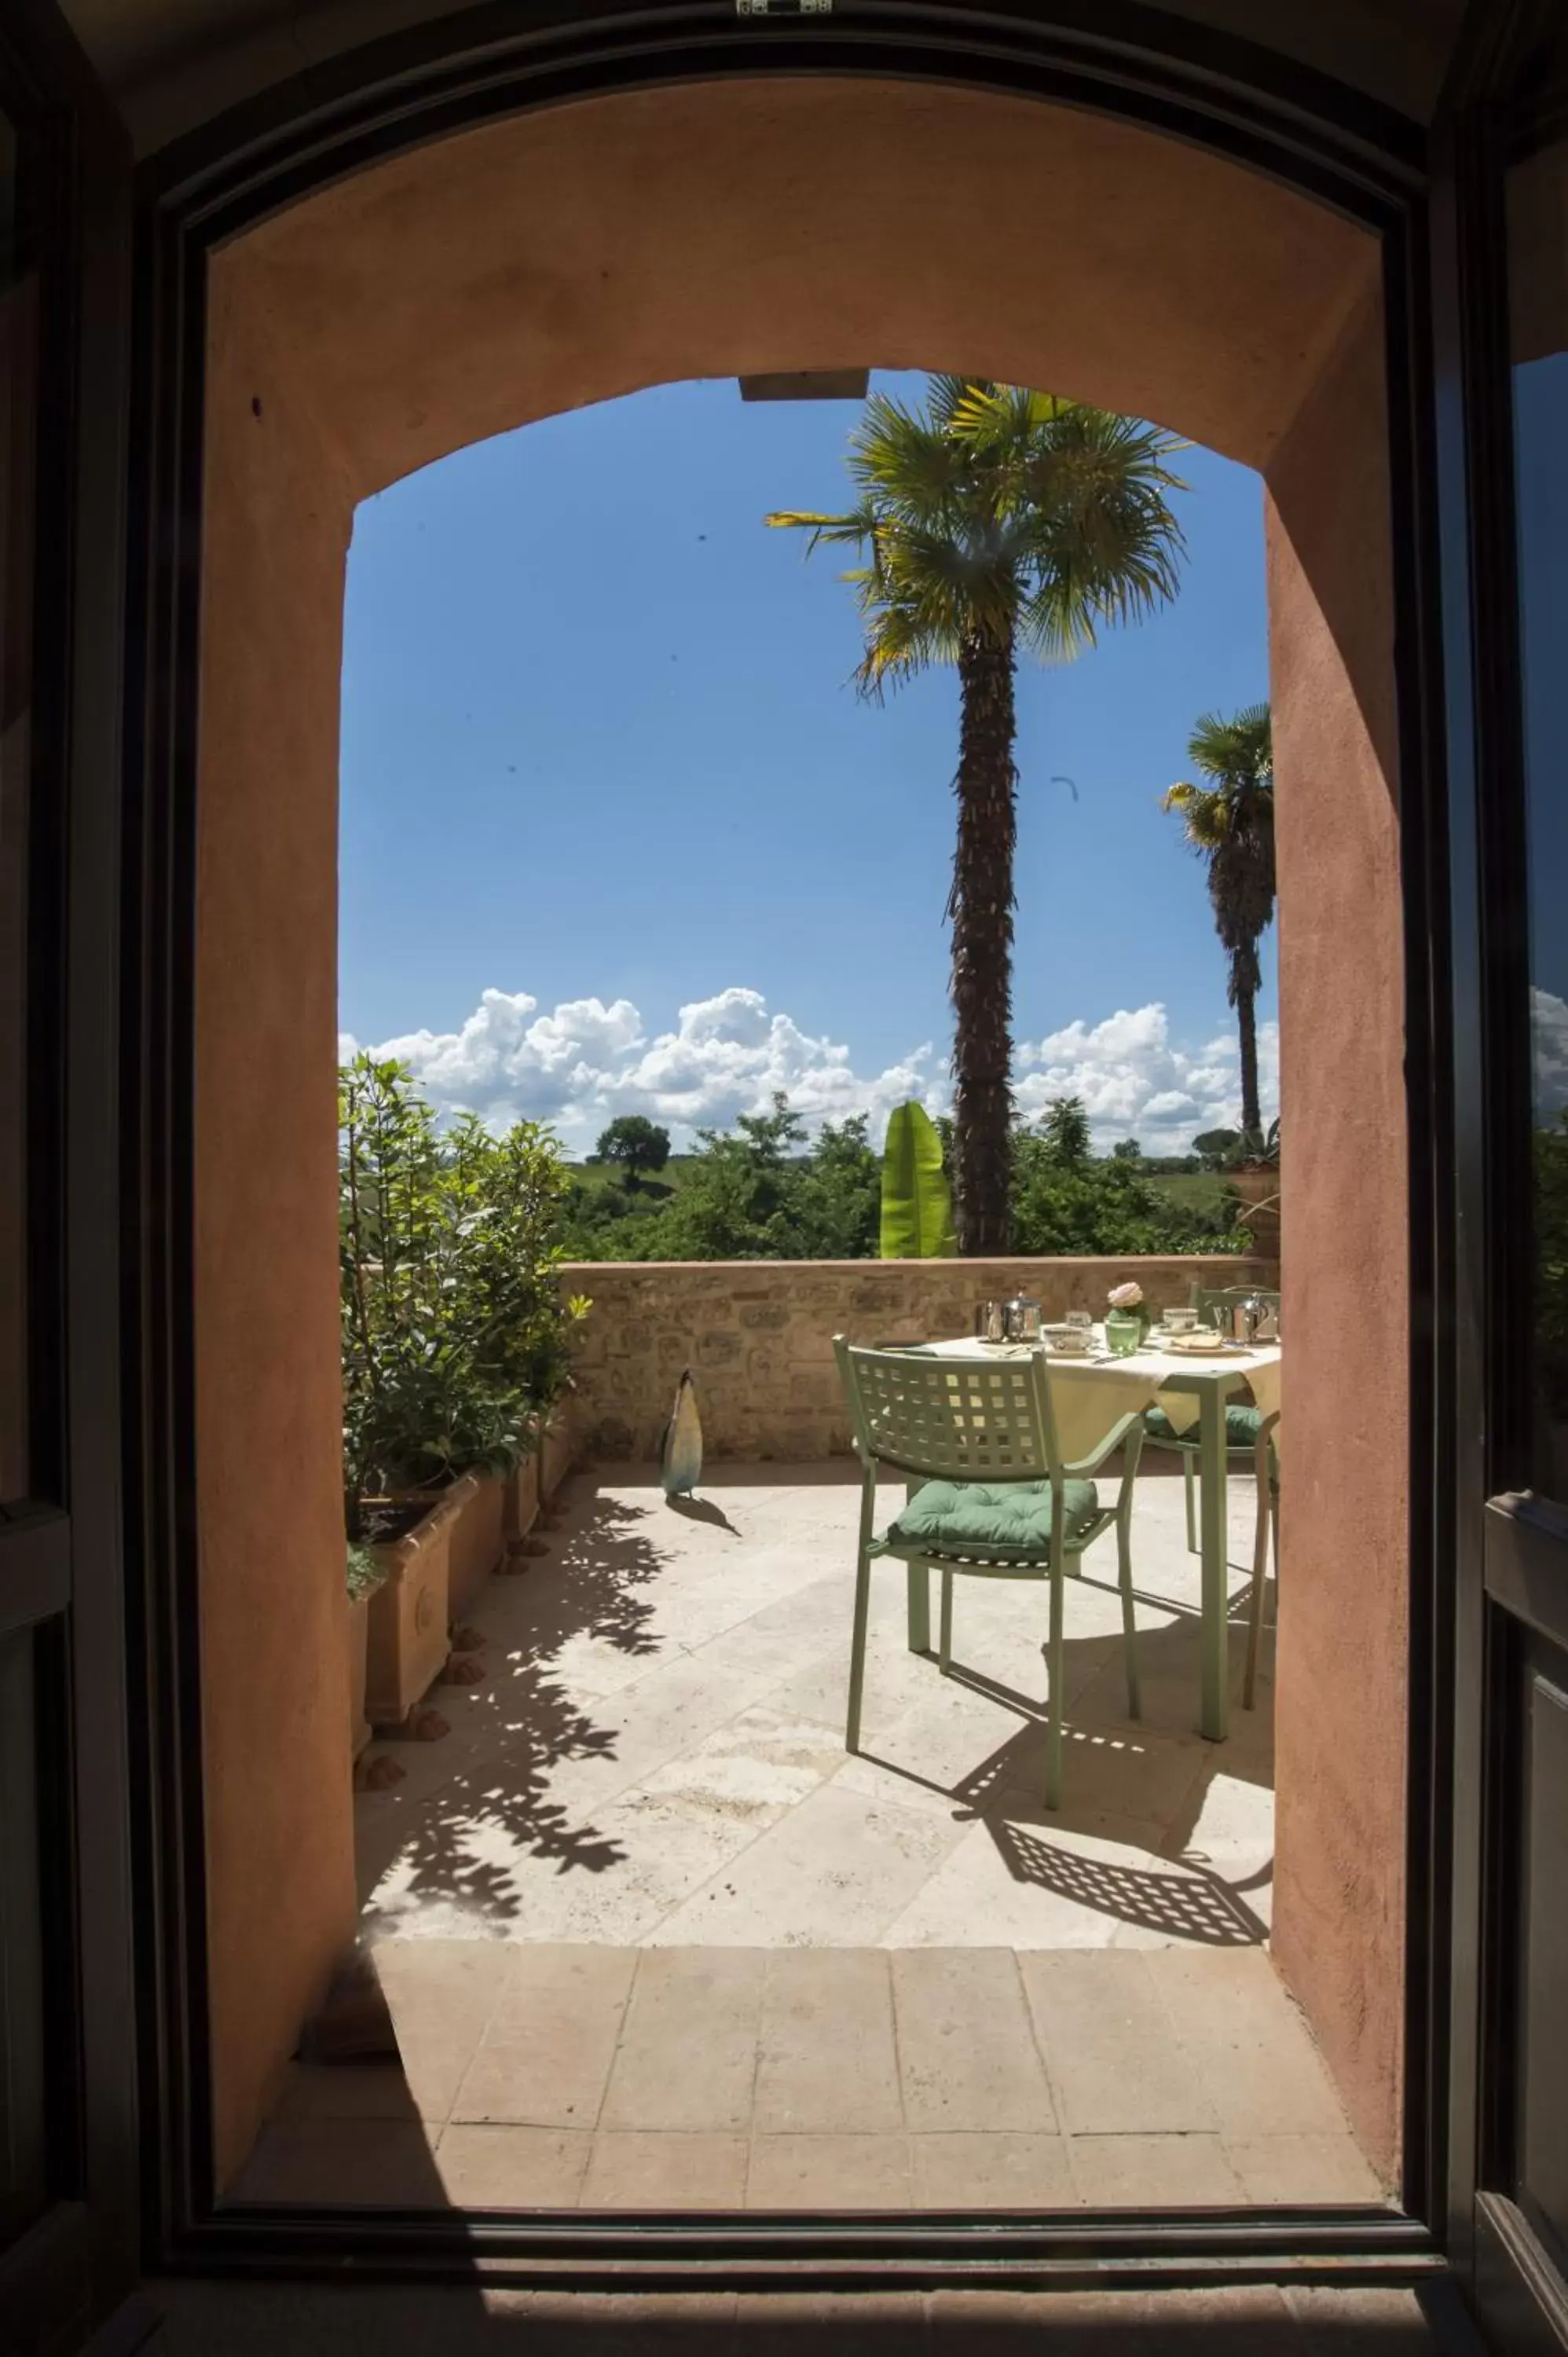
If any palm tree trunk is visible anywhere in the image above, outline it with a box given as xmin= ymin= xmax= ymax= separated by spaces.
xmin=1236 ymin=973 xmax=1261 ymax=1140
xmin=948 ymin=629 xmax=1017 ymax=1255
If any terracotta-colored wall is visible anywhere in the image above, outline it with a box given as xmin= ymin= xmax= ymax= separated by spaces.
xmin=197 ymin=270 xmax=358 ymax=2186
xmin=195 ymin=77 xmax=1402 ymax=2186
xmin=1266 ymin=288 xmax=1408 ymax=2182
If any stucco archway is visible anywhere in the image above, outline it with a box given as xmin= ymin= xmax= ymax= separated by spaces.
xmin=196 ymin=75 xmax=1406 ymax=2190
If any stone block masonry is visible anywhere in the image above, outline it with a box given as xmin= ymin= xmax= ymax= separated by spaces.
xmin=559 ymin=1256 xmax=1278 ymax=1463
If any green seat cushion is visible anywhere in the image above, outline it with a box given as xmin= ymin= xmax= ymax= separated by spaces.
xmin=887 ymin=1476 xmax=1101 ymax=1562
xmin=1143 ymin=1404 xmax=1264 ymax=1450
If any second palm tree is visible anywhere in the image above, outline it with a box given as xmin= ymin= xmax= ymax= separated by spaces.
xmin=769 ymin=377 xmax=1186 ymax=1252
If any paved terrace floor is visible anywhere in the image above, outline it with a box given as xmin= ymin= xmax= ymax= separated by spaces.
xmin=234 ymin=1464 xmax=1386 ymax=2212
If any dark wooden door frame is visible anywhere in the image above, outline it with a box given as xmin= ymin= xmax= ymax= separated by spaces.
xmin=1427 ymin=5 xmax=1568 ymax=2349
xmin=116 ymin=0 xmax=1472 ymax=2298
xmin=0 ymin=2 xmax=137 ymax=2351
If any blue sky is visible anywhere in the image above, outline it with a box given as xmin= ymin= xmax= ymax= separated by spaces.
xmin=339 ymin=372 xmax=1275 ymax=1153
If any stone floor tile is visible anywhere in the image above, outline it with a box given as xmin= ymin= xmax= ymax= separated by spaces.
xmin=891 ymin=1949 xmax=1057 ymax=2133
xmin=451 ymin=1943 xmax=634 ymax=2127
xmin=647 ymin=1781 xmax=965 ymax=1945
xmin=1065 ymin=2130 xmax=1245 ymax=2207
xmin=580 ymin=2130 xmax=748 ymax=2209
xmin=1148 ymin=1948 xmax=1351 ymax=2137
xmin=433 ymin=2123 xmax=590 ymax=2207
xmin=1224 ymin=2131 xmax=1387 ymax=2205
xmin=1018 ymin=1950 xmax=1215 ymax=2135
xmin=227 ymin=2118 xmax=446 ymax=2208
xmin=879 ymin=1813 xmax=1170 ymax=1950
xmin=599 ymin=1948 xmax=765 ymax=2131
xmin=746 ymin=2132 xmax=912 ymax=2209
xmin=910 ymin=2131 xmax=1074 ymax=2209
xmin=754 ymin=1948 xmax=903 ymax=2134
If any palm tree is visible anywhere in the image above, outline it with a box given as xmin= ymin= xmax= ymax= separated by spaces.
xmin=768 ymin=378 xmax=1185 ymax=1254
xmin=1162 ymin=704 xmax=1276 ymax=1142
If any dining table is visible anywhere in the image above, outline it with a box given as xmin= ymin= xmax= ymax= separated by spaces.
xmin=903 ymin=1328 xmax=1283 ymax=1745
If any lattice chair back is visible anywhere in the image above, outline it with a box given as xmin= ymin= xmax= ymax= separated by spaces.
xmin=833 ymin=1340 xmax=1064 ymax=1486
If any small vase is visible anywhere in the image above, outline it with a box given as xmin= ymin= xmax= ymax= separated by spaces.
xmin=1105 ymin=1310 xmax=1144 ymax=1358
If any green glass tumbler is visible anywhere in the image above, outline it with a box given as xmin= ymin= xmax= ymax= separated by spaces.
xmin=1105 ymin=1310 xmax=1142 ymax=1358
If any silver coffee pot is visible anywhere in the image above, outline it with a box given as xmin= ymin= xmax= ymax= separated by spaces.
xmin=1228 ymin=1293 xmax=1274 ymax=1344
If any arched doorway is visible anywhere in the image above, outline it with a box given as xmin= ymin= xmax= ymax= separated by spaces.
xmin=189 ymin=71 xmax=1409 ymax=2201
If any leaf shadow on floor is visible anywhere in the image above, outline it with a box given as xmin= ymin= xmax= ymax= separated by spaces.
xmin=355 ymin=1486 xmax=688 ymax=1926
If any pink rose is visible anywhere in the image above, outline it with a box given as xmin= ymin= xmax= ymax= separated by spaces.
xmin=1108 ymin=1281 xmax=1144 ymax=1309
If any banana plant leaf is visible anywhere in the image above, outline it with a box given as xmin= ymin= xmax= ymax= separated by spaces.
xmin=880 ymin=1102 xmax=956 ymax=1259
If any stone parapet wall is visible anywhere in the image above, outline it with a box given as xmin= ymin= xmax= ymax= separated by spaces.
xmin=560 ymin=1255 xmax=1278 ymax=1463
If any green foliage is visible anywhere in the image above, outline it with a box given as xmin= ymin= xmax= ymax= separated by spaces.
xmin=1111 ymin=1138 xmax=1143 ymax=1162
xmin=1012 ymin=1104 xmax=1244 ymax=1257
xmin=1193 ymin=1127 xmax=1242 ymax=1169
xmin=346 ymin=1542 xmax=386 ymax=1601
xmin=562 ymin=1091 xmax=1240 ymax=1264
xmin=562 ymin=1098 xmax=882 ymax=1263
xmin=880 ymin=1102 xmax=956 ymax=1259
xmin=339 ymin=1054 xmax=586 ymax=1534
xmin=1191 ymin=1119 xmax=1279 ymax=1171
xmin=594 ymin=1113 xmax=672 ymax=1189
xmin=1038 ymin=1095 xmax=1093 ymax=1167
xmin=794 ymin=1116 xmax=881 ymax=1260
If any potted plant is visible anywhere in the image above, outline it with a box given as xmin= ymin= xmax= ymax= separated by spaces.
xmin=346 ymin=1541 xmax=383 ymax=1760
xmin=339 ymin=1057 xmax=588 ymax=1729
xmin=1224 ymin=1118 xmax=1280 ymax=1259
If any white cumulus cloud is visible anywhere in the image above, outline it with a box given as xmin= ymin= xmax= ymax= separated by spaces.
xmin=1015 ymin=1003 xmax=1277 ymax=1153
xmin=343 ymin=985 xmax=1274 ymax=1155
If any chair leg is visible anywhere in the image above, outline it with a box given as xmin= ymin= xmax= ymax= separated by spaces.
xmin=1244 ymin=1460 xmax=1272 ymax=1712
xmin=1045 ymin=1562 xmax=1066 ymax=1809
xmin=845 ymin=1543 xmax=874 ymax=1754
xmin=939 ymin=1569 xmax=954 ymax=1674
xmin=1183 ymin=1453 xmax=1198 ymax=1554
xmin=1117 ymin=1517 xmax=1142 ymax=1722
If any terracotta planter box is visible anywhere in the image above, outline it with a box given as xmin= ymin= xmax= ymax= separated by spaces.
xmin=444 ymin=1468 xmax=507 ymax=1620
xmin=540 ymin=1403 xmax=575 ymax=1501
xmin=363 ymin=1474 xmax=475 ymax=1728
xmin=1229 ymin=1168 xmax=1281 ymax=1263
xmin=347 ymin=1591 xmax=372 ymax=1761
xmin=505 ymin=1450 xmax=540 ymax=1550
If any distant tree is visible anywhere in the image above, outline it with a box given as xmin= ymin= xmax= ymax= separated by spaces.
xmin=1040 ymin=1096 xmax=1093 ymax=1166
xmin=1112 ymin=1138 xmax=1143 ymax=1162
xmin=794 ymin=1115 xmax=881 ymax=1259
xmin=1162 ymin=704 xmax=1276 ymax=1141
xmin=594 ymin=1114 xmax=671 ymax=1190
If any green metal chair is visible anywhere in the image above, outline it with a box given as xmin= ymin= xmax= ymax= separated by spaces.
xmin=1142 ymin=1284 xmax=1281 ymax=1554
xmin=1244 ymin=1409 xmax=1281 ymax=1710
xmin=832 ymin=1337 xmax=1148 ymax=1809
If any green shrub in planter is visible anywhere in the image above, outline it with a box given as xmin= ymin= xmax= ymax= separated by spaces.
xmin=339 ymin=1055 xmax=588 ymax=1539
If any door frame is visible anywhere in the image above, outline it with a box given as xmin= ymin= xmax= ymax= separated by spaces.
xmin=0 ymin=1 xmax=137 ymax=2350
xmin=1427 ymin=5 xmax=1568 ymax=2348
xmin=123 ymin=0 xmax=1462 ymax=2293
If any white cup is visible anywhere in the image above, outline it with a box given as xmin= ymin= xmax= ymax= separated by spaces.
xmin=1166 ymin=1307 xmax=1198 ymax=1333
